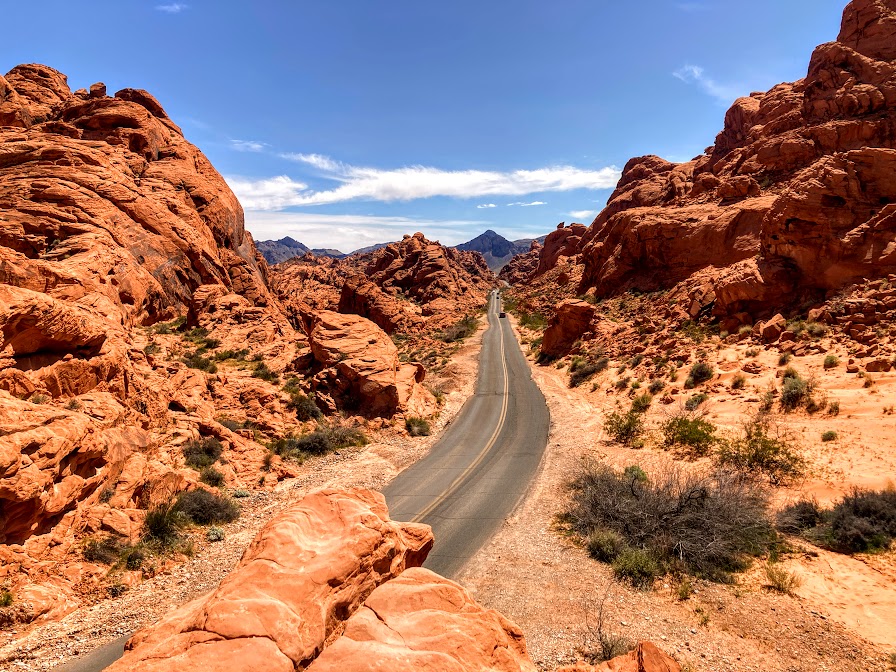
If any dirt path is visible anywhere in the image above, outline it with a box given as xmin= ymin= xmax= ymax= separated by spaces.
xmin=457 ymin=320 xmax=893 ymax=672
xmin=0 ymin=325 xmax=487 ymax=672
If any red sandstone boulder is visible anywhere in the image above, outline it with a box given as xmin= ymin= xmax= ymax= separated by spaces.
xmin=308 ymin=567 xmax=537 ymax=672
xmin=106 ymin=489 xmax=434 ymax=672
xmin=540 ymin=299 xmax=597 ymax=357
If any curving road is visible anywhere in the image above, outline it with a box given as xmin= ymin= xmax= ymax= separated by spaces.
xmin=56 ymin=290 xmax=549 ymax=671
xmin=382 ymin=289 xmax=550 ymax=578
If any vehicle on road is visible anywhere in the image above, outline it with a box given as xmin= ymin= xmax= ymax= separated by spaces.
xmin=499 ymin=312 xmax=506 ymax=318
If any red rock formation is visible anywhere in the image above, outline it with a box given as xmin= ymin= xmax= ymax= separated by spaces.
xmin=537 ymin=223 xmax=588 ymax=276
xmin=499 ymin=239 xmax=542 ymax=285
xmin=557 ymin=642 xmax=681 ymax=672
xmin=506 ymin=0 xmax=896 ymax=323
xmin=541 ymin=299 xmax=598 ymax=357
xmin=106 ymin=489 xmax=435 ymax=672
xmin=338 ymin=273 xmax=423 ymax=334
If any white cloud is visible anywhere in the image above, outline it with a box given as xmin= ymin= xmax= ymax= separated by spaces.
xmin=477 ymin=203 xmax=497 ymax=209
xmin=156 ymin=3 xmax=188 ymax=13
xmin=569 ymin=210 xmax=597 ymax=220
xmin=230 ymin=139 xmax=267 ymax=152
xmin=508 ymin=201 xmax=547 ymax=207
xmin=226 ymin=155 xmax=620 ymax=210
xmin=243 ymin=211 xmax=489 ymax=251
xmin=673 ymin=64 xmax=743 ymax=104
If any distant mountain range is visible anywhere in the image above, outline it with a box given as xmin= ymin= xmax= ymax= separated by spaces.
xmin=257 ymin=230 xmax=547 ymax=271
xmin=456 ymin=229 xmax=547 ymax=272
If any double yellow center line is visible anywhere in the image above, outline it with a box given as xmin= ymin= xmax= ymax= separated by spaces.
xmin=411 ymin=294 xmax=510 ymax=523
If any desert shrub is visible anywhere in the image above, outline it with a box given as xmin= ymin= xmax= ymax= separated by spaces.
xmin=565 ymin=462 xmax=774 ymax=581
xmin=716 ymin=415 xmax=805 ymax=484
xmin=614 ymin=376 xmax=631 ymax=391
xmin=827 ymin=401 xmax=840 ymax=416
xmin=214 ymin=348 xmax=249 ymax=362
xmin=612 ymin=548 xmax=660 ymax=588
xmin=182 ymin=437 xmax=223 ymax=469
xmin=586 ymin=528 xmax=626 ymax=563
xmin=182 ymin=350 xmax=217 ymax=373
xmin=252 ymin=361 xmax=280 ymax=384
xmin=648 ymin=379 xmax=665 ymax=395
xmin=232 ymin=488 xmax=250 ymax=498
xmin=271 ymin=425 xmax=368 ymax=459
xmin=440 ymin=315 xmax=478 ymax=342
xmin=143 ymin=342 xmax=161 ymax=355
xmin=603 ymin=411 xmax=644 ymax=447
xmin=206 ymin=526 xmax=225 ymax=542
xmin=661 ymin=414 xmax=717 ymax=456
xmin=764 ymin=563 xmax=801 ymax=595
xmin=731 ymin=374 xmax=746 ymax=390
xmin=630 ymin=393 xmax=653 ymax=414
xmin=780 ymin=372 xmax=815 ymax=411
xmin=143 ymin=501 xmax=186 ymax=543
xmin=173 ymin=489 xmax=239 ymax=525
xmin=0 ymin=591 xmax=13 ymax=607
xmin=30 ymin=393 xmax=49 ymax=404
xmin=199 ymin=466 xmax=224 ymax=487
xmin=630 ymin=354 xmax=644 ymax=367
xmin=570 ymin=362 xmax=602 ymax=388
xmin=823 ymin=355 xmax=839 ymax=370
xmin=778 ymin=353 xmax=792 ymax=366
xmin=518 ymin=312 xmax=547 ymax=330
xmin=745 ymin=347 xmax=760 ymax=357
xmin=83 ymin=536 xmax=124 ymax=564
xmin=594 ymin=357 xmax=610 ymax=373
xmin=287 ymin=392 xmax=322 ymax=421
xmin=778 ymin=489 xmax=896 ymax=554
xmin=689 ymin=362 xmax=714 ymax=385
xmin=806 ymin=322 xmax=828 ymax=338
xmin=821 ymin=430 xmax=838 ymax=442
xmin=684 ymin=393 xmax=708 ymax=411
xmin=406 ymin=417 xmax=431 ymax=436
xmin=66 ymin=398 xmax=83 ymax=411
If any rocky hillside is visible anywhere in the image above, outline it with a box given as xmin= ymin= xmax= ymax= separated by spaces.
xmin=506 ymin=0 xmax=896 ymax=332
xmin=257 ymin=236 xmax=345 ymax=263
xmin=0 ymin=64 xmax=452 ymax=626
xmin=456 ymin=229 xmax=545 ymax=272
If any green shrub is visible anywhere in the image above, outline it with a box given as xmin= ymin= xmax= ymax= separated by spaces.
xmin=440 ymin=315 xmax=478 ymax=342
xmin=716 ymin=415 xmax=806 ymax=484
xmin=731 ymin=374 xmax=747 ymax=390
xmin=518 ymin=312 xmax=547 ymax=330
xmin=143 ymin=342 xmax=161 ymax=355
xmin=252 ymin=361 xmax=280 ymax=384
xmin=661 ymin=414 xmax=717 ymax=456
xmin=778 ymin=353 xmax=792 ymax=366
xmin=603 ymin=411 xmax=644 ymax=446
xmin=182 ymin=350 xmax=218 ymax=373
xmin=764 ymin=563 xmax=801 ymax=595
xmin=566 ymin=463 xmax=774 ymax=581
xmin=828 ymin=401 xmax=840 ymax=416
xmin=570 ymin=362 xmax=602 ymax=388
xmin=288 ymin=392 xmax=322 ymax=421
xmin=232 ymin=488 xmax=250 ymax=498
xmin=823 ymin=355 xmax=839 ymax=370
xmin=206 ymin=526 xmax=225 ymax=542
xmin=586 ymin=528 xmax=626 ymax=563
xmin=173 ymin=489 xmax=239 ymax=525
xmin=270 ymin=425 xmax=368 ymax=459
xmin=612 ymin=548 xmax=660 ymax=588
xmin=614 ymin=377 xmax=631 ymax=390
xmin=214 ymin=348 xmax=249 ymax=362
xmin=685 ymin=393 xmax=708 ymax=411
xmin=83 ymin=536 xmax=125 ymax=564
xmin=630 ymin=393 xmax=653 ymax=414
xmin=780 ymin=372 xmax=815 ymax=411
xmin=143 ymin=501 xmax=186 ymax=543
xmin=689 ymin=362 xmax=714 ymax=385
xmin=183 ymin=437 xmax=223 ymax=469
xmin=778 ymin=489 xmax=896 ymax=554
xmin=0 ymin=591 xmax=13 ymax=607
xmin=594 ymin=357 xmax=610 ymax=373
xmin=406 ymin=417 xmax=431 ymax=436
xmin=200 ymin=466 xmax=225 ymax=487
xmin=648 ymin=379 xmax=665 ymax=395
xmin=630 ymin=354 xmax=644 ymax=367
xmin=821 ymin=430 xmax=838 ymax=442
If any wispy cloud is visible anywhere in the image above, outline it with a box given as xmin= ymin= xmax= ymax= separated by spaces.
xmin=673 ymin=64 xmax=743 ymax=104
xmin=508 ymin=201 xmax=547 ymax=207
xmin=155 ymin=3 xmax=189 ymax=13
xmin=227 ymin=154 xmax=620 ymax=210
xmin=569 ymin=210 xmax=597 ymax=220
xmin=230 ymin=139 xmax=268 ymax=152
xmin=244 ymin=211 xmax=489 ymax=250
xmin=477 ymin=203 xmax=497 ymax=209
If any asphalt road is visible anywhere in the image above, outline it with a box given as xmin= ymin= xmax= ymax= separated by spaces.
xmin=382 ymin=289 xmax=550 ymax=578
xmin=56 ymin=290 xmax=549 ymax=670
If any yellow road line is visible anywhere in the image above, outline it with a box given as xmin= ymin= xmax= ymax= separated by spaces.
xmin=411 ymin=294 xmax=510 ymax=523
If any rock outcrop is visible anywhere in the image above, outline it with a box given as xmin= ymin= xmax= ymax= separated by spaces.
xmin=505 ymin=0 xmax=896 ymax=325
xmin=557 ymin=642 xmax=681 ymax=672
xmin=107 ymin=489 xmax=538 ymax=672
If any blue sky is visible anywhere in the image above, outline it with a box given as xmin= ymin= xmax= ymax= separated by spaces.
xmin=4 ymin=1 xmax=845 ymax=252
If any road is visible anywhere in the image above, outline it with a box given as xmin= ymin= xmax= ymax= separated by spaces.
xmin=57 ymin=290 xmax=549 ymax=670
xmin=382 ymin=289 xmax=550 ymax=578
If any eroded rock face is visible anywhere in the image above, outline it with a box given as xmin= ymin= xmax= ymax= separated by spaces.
xmin=541 ymin=299 xmax=597 ymax=357
xmin=557 ymin=642 xmax=681 ymax=672
xmin=308 ymin=567 xmax=537 ymax=672
xmin=309 ymin=311 xmax=434 ymax=417
xmin=505 ymin=0 xmax=896 ymax=320
xmin=106 ymin=489 xmax=435 ymax=672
